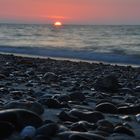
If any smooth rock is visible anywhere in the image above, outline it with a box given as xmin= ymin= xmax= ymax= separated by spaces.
xmin=94 ymin=74 xmax=121 ymax=92
xmin=69 ymin=134 xmax=90 ymax=140
xmin=114 ymin=126 xmax=135 ymax=136
xmin=134 ymin=86 xmax=140 ymax=92
xmin=94 ymin=130 xmax=110 ymax=137
xmin=20 ymin=126 xmax=36 ymax=138
xmin=58 ymin=111 xmax=78 ymax=122
xmin=136 ymin=114 xmax=140 ymax=122
xmin=69 ymin=92 xmax=85 ymax=102
xmin=36 ymin=123 xmax=58 ymax=137
xmin=95 ymin=102 xmax=118 ymax=114
xmin=0 ymin=74 xmax=6 ymax=79
xmin=97 ymin=120 xmax=114 ymax=133
xmin=0 ymin=121 xmax=15 ymax=139
xmin=42 ymin=98 xmax=63 ymax=109
xmin=70 ymin=123 xmax=87 ymax=132
xmin=57 ymin=95 xmax=71 ymax=102
xmin=58 ymin=125 xmax=69 ymax=133
xmin=4 ymin=101 xmax=44 ymax=115
xmin=43 ymin=72 xmax=58 ymax=82
xmin=34 ymin=135 xmax=50 ymax=140
xmin=69 ymin=109 xmax=104 ymax=123
xmin=118 ymin=105 xmax=140 ymax=115
xmin=58 ymin=131 xmax=106 ymax=140
xmin=70 ymin=121 xmax=96 ymax=132
xmin=120 ymin=115 xmax=132 ymax=121
xmin=0 ymin=109 xmax=43 ymax=130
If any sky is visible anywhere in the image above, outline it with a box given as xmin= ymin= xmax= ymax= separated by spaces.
xmin=0 ymin=0 xmax=140 ymax=24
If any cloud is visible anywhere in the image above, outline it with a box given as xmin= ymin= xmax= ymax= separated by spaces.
xmin=42 ymin=16 xmax=71 ymax=19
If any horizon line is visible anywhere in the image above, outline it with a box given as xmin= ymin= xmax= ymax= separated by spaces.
xmin=0 ymin=22 xmax=140 ymax=26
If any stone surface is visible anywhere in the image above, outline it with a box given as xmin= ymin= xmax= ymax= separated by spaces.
xmin=94 ymin=74 xmax=121 ymax=92
xmin=0 ymin=109 xmax=43 ymax=130
xmin=95 ymin=102 xmax=118 ymax=114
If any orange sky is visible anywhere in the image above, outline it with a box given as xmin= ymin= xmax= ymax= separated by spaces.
xmin=0 ymin=0 xmax=140 ymax=24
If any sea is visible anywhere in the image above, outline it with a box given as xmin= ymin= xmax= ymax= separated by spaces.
xmin=0 ymin=24 xmax=140 ymax=65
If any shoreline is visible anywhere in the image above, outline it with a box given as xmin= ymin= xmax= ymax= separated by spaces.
xmin=0 ymin=52 xmax=140 ymax=68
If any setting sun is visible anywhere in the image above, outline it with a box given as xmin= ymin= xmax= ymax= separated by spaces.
xmin=54 ymin=21 xmax=62 ymax=26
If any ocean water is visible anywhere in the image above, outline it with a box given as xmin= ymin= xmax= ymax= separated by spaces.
xmin=0 ymin=24 xmax=140 ymax=65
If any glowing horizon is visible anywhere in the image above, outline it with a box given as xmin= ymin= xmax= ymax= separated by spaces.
xmin=0 ymin=0 xmax=140 ymax=25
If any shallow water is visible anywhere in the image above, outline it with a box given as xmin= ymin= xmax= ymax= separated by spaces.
xmin=0 ymin=24 xmax=140 ymax=65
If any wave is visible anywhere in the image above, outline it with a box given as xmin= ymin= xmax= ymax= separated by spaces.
xmin=0 ymin=45 xmax=139 ymax=65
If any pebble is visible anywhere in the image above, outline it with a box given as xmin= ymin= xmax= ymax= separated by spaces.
xmin=94 ymin=130 xmax=110 ymax=137
xmin=0 ymin=73 xmax=6 ymax=79
xmin=0 ymin=121 xmax=15 ymax=139
xmin=58 ymin=111 xmax=78 ymax=122
xmin=70 ymin=123 xmax=87 ymax=132
xmin=4 ymin=101 xmax=44 ymax=115
xmin=58 ymin=131 xmax=106 ymax=140
xmin=71 ymin=121 xmax=97 ymax=131
xmin=42 ymin=72 xmax=59 ymax=82
xmin=69 ymin=109 xmax=104 ymax=123
xmin=134 ymin=86 xmax=140 ymax=92
xmin=69 ymin=92 xmax=85 ymax=102
xmin=36 ymin=123 xmax=58 ymax=137
xmin=114 ymin=126 xmax=135 ymax=136
xmin=20 ymin=126 xmax=36 ymax=138
xmin=94 ymin=74 xmax=121 ymax=92
xmin=0 ymin=109 xmax=43 ymax=130
xmin=41 ymin=98 xmax=63 ymax=108
xmin=57 ymin=94 xmax=71 ymax=102
xmin=69 ymin=134 xmax=90 ymax=140
xmin=136 ymin=114 xmax=140 ymax=122
xmin=34 ymin=135 xmax=50 ymax=140
xmin=118 ymin=104 xmax=140 ymax=115
xmin=95 ymin=102 xmax=118 ymax=114
xmin=120 ymin=115 xmax=132 ymax=121
xmin=97 ymin=119 xmax=114 ymax=133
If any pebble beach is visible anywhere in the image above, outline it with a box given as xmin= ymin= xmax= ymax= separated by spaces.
xmin=0 ymin=53 xmax=140 ymax=140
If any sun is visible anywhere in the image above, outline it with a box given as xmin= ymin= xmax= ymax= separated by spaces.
xmin=54 ymin=21 xmax=62 ymax=26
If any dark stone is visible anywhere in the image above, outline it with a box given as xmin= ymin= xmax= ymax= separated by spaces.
xmin=58 ymin=131 xmax=106 ymax=140
xmin=70 ymin=121 xmax=97 ymax=132
xmin=69 ymin=109 xmax=104 ymax=123
xmin=97 ymin=120 xmax=114 ymax=133
xmin=58 ymin=111 xmax=78 ymax=122
xmin=118 ymin=105 xmax=140 ymax=115
xmin=57 ymin=95 xmax=71 ymax=102
xmin=70 ymin=123 xmax=87 ymax=132
xmin=134 ymin=86 xmax=140 ymax=92
xmin=0 ymin=109 xmax=43 ymax=131
xmin=34 ymin=135 xmax=51 ymax=140
xmin=43 ymin=72 xmax=58 ymax=82
xmin=43 ymin=120 xmax=55 ymax=124
xmin=73 ymin=121 xmax=97 ymax=131
xmin=36 ymin=123 xmax=58 ymax=137
xmin=0 ymin=121 xmax=15 ymax=139
xmin=96 ymin=99 xmax=115 ymax=105
xmin=42 ymin=98 xmax=63 ymax=109
xmin=95 ymin=102 xmax=118 ymax=114
xmin=114 ymin=126 xmax=135 ymax=136
xmin=69 ymin=134 xmax=90 ymax=140
xmin=0 ymin=74 xmax=6 ymax=79
xmin=58 ymin=125 xmax=69 ymax=133
xmin=120 ymin=88 xmax=134 ymax=94
xmin=94 ymin=130 xmax=110 ymax=137
xmin=4 ymin=101 xmax=44 ymax=115
xmin=69 ymin=92 xmax=85 ymax=101
xmin=94 ymin=74 xmax=121 ymax=92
